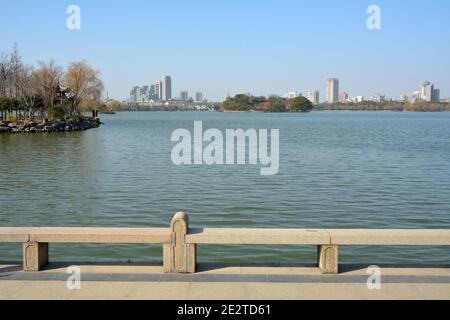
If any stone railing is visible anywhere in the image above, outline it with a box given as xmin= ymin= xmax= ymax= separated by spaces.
xmin=1 ymin=212 xmax=450 ymax=274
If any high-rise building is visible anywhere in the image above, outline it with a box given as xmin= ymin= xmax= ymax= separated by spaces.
xmin=154 ymin=81 xmax=162 ymax=100
xmin=195 ymin=92 xmax=203 ymax=102
xmin=326 ymin=78 xmax=339 ymax=103
xmin=143 ymin=86 xmax=150 ymax=102
xmin=155 ymin=80 xmax=163 ymax=100
xmin=307 ymin=90 xmax=319 ymax=105
xmin=180 ymin=91 xmax=188 ymax=101
xmin=149 ymin=84 xmax=157 ymax=100
xmin=130 ymin=86 xmax=139 ymax=103
xmin=420 ymin=81 xmax=433 ymax=102
xmin=432 ymin=89 xmax=440 ymax=102
xmin=419 ymin=81 xmax=440 ymax=102
xmin=162 ymin=76 xmax=172 ymax=101
xmin=339 ymin=91 xmax=349 ymax=103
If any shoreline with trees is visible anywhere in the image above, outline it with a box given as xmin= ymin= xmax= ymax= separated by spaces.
xmin=314 ymin=101 xmax=450 ymax=112
xmin=220 ymin=94 xmax=450 ymax=113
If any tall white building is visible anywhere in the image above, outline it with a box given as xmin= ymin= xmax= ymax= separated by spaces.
xmin=154 ymin=81 xmax=162 ymax=100
xmin=420 ymin=81 xmax=433 ymax=102
xmin=307 ymin=90 xmax=319 ymax=105
xmin=326 ymin=78 xmax=339 ymax=103
xmin=162 ymin=76 xmax=172 ymax=101
xmin=420 ymin=81 xmax=440 ymax=102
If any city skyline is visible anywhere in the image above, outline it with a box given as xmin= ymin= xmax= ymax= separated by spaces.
xmin=129 ymin=76 xmax=206 ymax=104
xmin=129 ymin=76 xmax=446 ymax=104
xmin=121 ymin=74 xmax=449 ymax=103
xmin=1 ymin=0 xmax=449 ymax=101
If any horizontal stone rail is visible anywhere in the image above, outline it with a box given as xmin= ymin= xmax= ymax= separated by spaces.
xmin=1 ymin=213 xmax=450 ymax=274
xmin=186 ymin=228 xmax=330 ymax=245
xmin=28 ymin=227 xmax=172 ymax=243
xmin=187 ymin=228 xmax=450 ymax=246
xmin=0 ymin=227 xmax=172 ymax=272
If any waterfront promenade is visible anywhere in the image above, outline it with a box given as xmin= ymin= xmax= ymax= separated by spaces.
xmin=1 ymin=262 xmax=450 ymax=300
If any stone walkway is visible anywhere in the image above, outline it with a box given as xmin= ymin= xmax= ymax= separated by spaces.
xmin=1 ymin=263 xmax=449 ymax=300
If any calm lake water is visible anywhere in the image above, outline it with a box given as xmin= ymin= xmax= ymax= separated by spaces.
xmin=1 ymin=111 xmax=450 ymax=265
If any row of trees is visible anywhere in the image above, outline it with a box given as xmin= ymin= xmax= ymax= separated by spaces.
xmin=221 ymin=94 xmax=314 ymax=112
xmin=314 ymin=101 xmax=450 ymax=112
xmin=0 ymin=44 xmax=104 ymax=121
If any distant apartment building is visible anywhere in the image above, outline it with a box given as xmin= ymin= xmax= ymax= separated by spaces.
xmin=400 ymin=91 xmax=420 ymax=103
xmin=130 ymin=85 xmax=157 ymax=104
xmin=410 ymin=91 xmax=421 ymax=103
xmin=370 ymin=93 xmax=386 ymax=103
xmin=402 ymin=81 xmax=440 ymax=103
xmin=339 ymin=91 xmax=349 ymax=103
xmin=180 ymin=91 xmax=189 ymax=101
xmin=195 ymin=92 xmax=203 ymax=102
xmin=420 ymin=81 xmax=436 ymax=102
xmin=326 ymin=78 xmax=339 ymax=103
xmin=432 ymin=89 xmax=440 ymax=102
xmin=149 ymin=84 xmax=156 ymax=96
xmin=307 ymin=90 xmax=319 ymax=105
xmin=154 ymin=81 xmax=162 ymax=100
xmin=351 ymin=96 xmax=364 ymax=103
xmin=149 ymin=84 xmax=159 ymax=101
xmin=130 ymin=86 xmax=140 ymax=103
xmin=285 ymin=91 xmax=301 ymax=99
xmin=139 ymin=86 xmax=150 ymax=103
xmin=162 ymin=76 xmax=172 ymax=101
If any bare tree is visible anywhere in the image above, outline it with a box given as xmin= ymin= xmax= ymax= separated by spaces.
xmin=33 ymin=60 xmax=63 ymax=113
xmin=10 ymin=43 xmax=23 ymax=100
xmin=65 ymin=61 xmax=103 ymax=115
xmin=0 ymin=52 xmax=11 ymax=97
xmin=16 ymin=65 xmax=40 ymax=118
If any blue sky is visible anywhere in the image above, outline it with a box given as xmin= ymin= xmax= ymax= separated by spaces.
xmin=1 ymin=0 xmax=449 ymax=101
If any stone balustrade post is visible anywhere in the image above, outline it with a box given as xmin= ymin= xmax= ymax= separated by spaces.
xmin=163 ymin=212 xmax=196 ymax=273
xmin=318 ymin=245 xmax=339 ymax=274
xmin=23 ymin=242 xmax=49 ymax=272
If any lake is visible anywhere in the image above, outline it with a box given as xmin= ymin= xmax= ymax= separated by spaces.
xmin=1 ymin=111 xmax=450 ymax=265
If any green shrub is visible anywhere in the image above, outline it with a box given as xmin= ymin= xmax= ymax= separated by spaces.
xmin=6 ymin=113 xmax=16 ymax=122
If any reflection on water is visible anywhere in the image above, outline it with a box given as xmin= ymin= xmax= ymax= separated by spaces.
xmin=1 ymin=111 xmax=450 ymax=264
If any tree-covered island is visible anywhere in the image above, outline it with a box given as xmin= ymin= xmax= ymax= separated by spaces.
xmin=221 ymin=94 xmax=314 ymax=113
xmin=0 ymin=45 xmax=121 ymax=134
